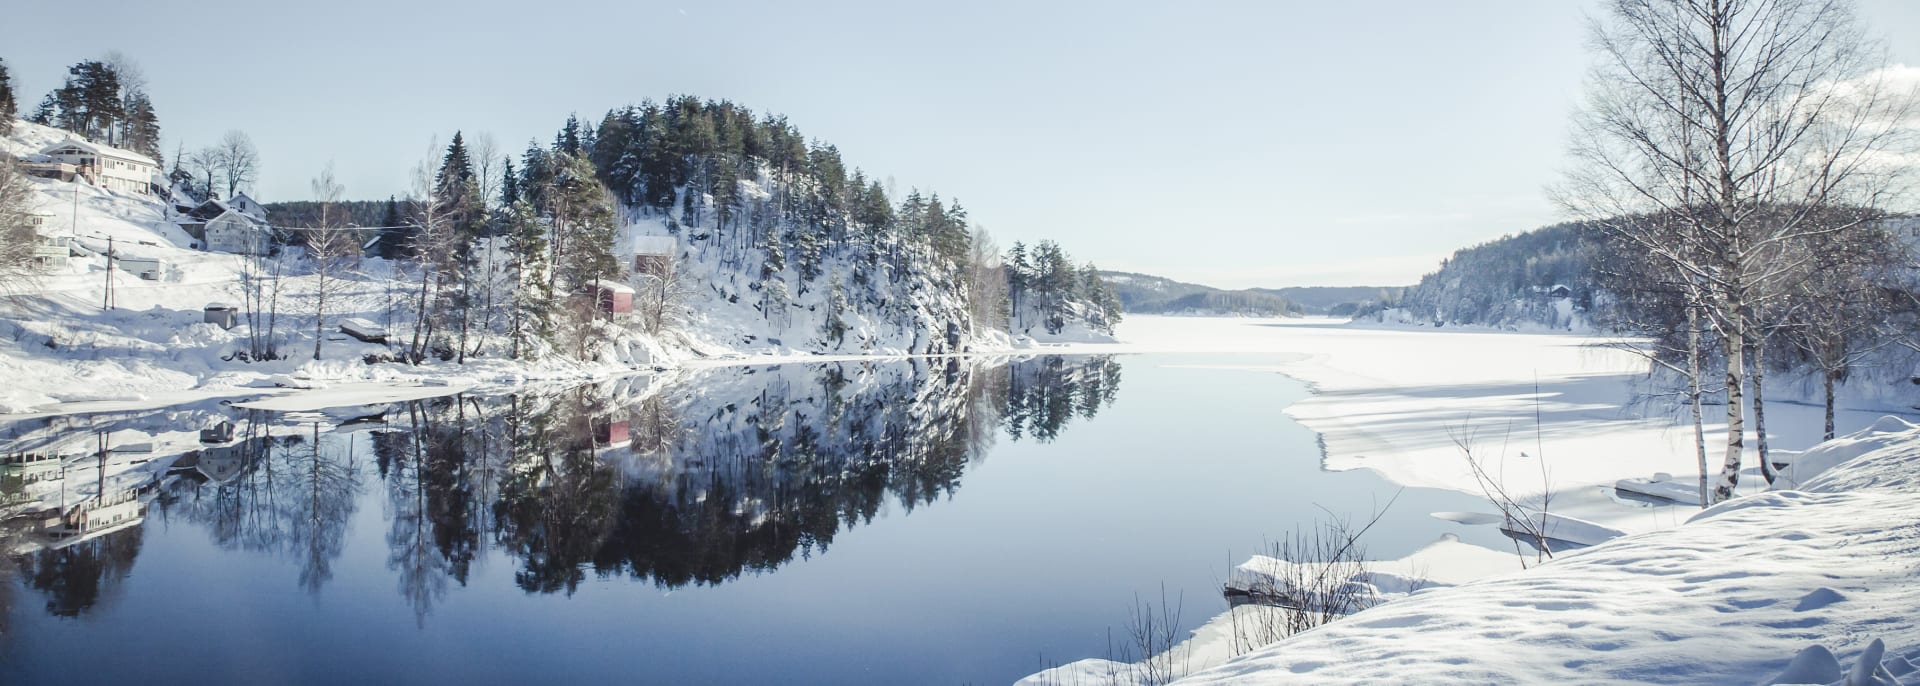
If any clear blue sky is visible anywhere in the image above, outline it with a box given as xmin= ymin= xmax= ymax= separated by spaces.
xmin=8 ymin=1 xmax=1918 ymax=287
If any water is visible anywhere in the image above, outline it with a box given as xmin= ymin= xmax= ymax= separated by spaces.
xmin=0 ymin=353 xmax=1503 ymax=684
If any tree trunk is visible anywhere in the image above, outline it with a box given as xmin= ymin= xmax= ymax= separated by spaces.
xmin=313 ymin=275 xmax=325 ymax=361
xmin=1689 ymin=307 xmax=1709 ymax=508
xmin=1714 ymin=318 xmax=1745 ymax=504
xmin=1824 ymin=368 xmax=1838 ymax=441
xmin=1751 ymin=338 xmax=1772 ymax=484
xmin=411 ymin=263 xmax=432 ymax=364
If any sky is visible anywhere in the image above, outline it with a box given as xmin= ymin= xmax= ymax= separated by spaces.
xmin=7 ymin=0 xmax=1920 ymax=288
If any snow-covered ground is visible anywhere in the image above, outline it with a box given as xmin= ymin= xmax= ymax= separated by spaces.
xmin=1024 ymin=316 xmax=1920 ymax=684
xmin=1173 ymin=417 xmax=1920 ymax=684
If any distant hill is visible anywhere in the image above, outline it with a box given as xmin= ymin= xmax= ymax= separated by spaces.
xmin=1100 ymin=271 xmax=1402 ymax=317
xmin=1253 ymin=286 xmax=1406 ymax=316
xmin=1369 ymin=222 xmax=1600 ymax=329
xmin=1100 ymin=271 xmax=1297 ymax=316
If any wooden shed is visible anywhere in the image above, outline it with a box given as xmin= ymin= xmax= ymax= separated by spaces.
xmin=592 ymin=279 xmax=636 ymax=316
xmin=203 ymin=303 xmax=238 ymax=329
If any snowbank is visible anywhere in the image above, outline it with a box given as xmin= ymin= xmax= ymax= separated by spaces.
xmin=1166 ymin=419 xmax=1920 ymax=684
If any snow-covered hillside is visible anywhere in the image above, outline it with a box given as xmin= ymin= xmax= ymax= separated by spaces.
xmin=0 ymin=121 xmax=668 ymax=414
xmin=0 ymin=114 xmax=1128 ymax=415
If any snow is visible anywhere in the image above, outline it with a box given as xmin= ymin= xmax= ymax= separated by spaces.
xmin=1092 ymin=316 xmax=1911 ymax=535
xmin=1166 ymin=418 xmax=1920 ymax=684
xmin=1020 ymin=316 xmax=1920 ymax=684
xmin=1614 ymin=472 xmax=1705 ymax=504
xmin=1500 ymin=511 xmax=1626 ymax=548
xmin=37 ymin=136 xmax=158 ymax=166
xmin=1018 ymin=537 xmax=1522 ymax=686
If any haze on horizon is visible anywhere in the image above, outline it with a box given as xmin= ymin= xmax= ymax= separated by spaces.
xmin=7 ymin=0 xmax=1919 ymax=288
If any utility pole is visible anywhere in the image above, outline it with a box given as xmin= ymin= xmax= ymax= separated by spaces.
xmin=103 ymin=236 xmax=114 ymax=310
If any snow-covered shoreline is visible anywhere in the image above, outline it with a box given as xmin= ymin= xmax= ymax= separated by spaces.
xmin=1023 ymin=316 xmax=1920 ymax=685
xmin=1172 ymin=416 xmax=1920 ymax=684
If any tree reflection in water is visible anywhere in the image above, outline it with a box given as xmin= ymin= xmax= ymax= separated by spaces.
xmin=2 ymin=355 xmax=1122 ymax=623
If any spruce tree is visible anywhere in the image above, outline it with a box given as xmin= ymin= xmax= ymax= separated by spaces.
xmin=0 ymin=58 xmax=15 ymax=135
xmin=118 ymin=92 xmax=162 ymax=163
xmin=28 ymin=93 xmax=54 ymax=125
xmin=501 ymin=199 xmax=549 ymax=358
xmin=378 ymin=195 xmax=412 ymax=260
xmin=500 ymin=157 xmax=519 ymax=207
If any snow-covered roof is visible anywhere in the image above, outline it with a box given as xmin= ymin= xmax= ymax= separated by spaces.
xmin=593 ymin=279 xmax=636 ymax=294
xmin=38 ymin=138 xmax=158 ymax=167
xmin=625 ymin=235 xmax=676 ymax=256
xmin=227 ymin=192 xmax=267 ymax=220
xmin=210 ymin=209 xmax=267 ymax=228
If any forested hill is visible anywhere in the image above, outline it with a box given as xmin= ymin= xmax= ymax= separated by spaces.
xmin=1367 ymin=222 xmax=1602 ymax=329
xmin=573 ymin=97 xmax=1120 ymax=348
xmin=1099 ymin=272 xmax=1403 ymax=316
xmin=238 ymin=96 xmax=1123 ymax=363
xmin=1254 ymin=286 xmax=1406 ymax=316
xmin=1100 ymin=271 xmax=1301 ymax=316
xmin=263 ymin=198 xmax=409 ymax=231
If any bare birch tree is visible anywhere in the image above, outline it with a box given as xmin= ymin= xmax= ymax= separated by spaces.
xmin=307 ymin=162 xmax=358 ymax=360
xmin=405 ymin=142 xmax=459 ymax=363
xmin=0 ymin=162 xmax=44 ymax=294
xmin=967 ymin=225 xmax=1010 ymax=335
xmin=1561 ymin=0 xmax=1915 ymax=503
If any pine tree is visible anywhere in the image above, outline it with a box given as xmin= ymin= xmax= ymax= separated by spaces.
xmin=555 ymin=114 xmax=583 ymax=155
xmin=118 ymin=91 xmax=162 ymax=164
xmin=500 ymin=199 xmax=550 ymax=358
xmin=518 ymin=141 xmax=553 ymax=210
xmin=429 ymin=132 xmax=487 ymax=361
xmin=500 ymin=157 xmax=519 ymax=207
xmin=51 ymin=61 xmax=123 ymax=143
xmin=435 ymin=132 xmax=481 ymax=239
xmin=28 ymin=93 xmax=54 ymax=125
xmin=378 ymin=195 xmax=412 ymax=260
xmin=0 ymin=58 xmax=16 ymax=135
xmin=541 ymin=151 xmax=619 ymax=302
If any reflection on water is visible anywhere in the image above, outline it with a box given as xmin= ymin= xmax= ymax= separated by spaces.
xmin=0 ymin=356 xmax=1122 ymax=630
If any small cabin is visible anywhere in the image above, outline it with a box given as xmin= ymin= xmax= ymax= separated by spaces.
xmin=339 ymin=317 xmax=388 ymax=343
xmin=626 ymin=235 xmax=677 ymax=278
xmin=592 ymin=279 xmax=635 ymax=316
xmin=593 ymin=418 xmax=631 ymax=447
xmin=204 ymin=303 xmax=238 ymax=329
xmin=1547 ymin=284 xmax=1572 ymax=299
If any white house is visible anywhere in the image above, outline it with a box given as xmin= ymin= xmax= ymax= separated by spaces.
xmin=226 ymin=192 xmax=268 ymax=222
xmin=37 ymin=139 xmax=160 ymax=196
xmin=204 ymin=209 xmax=274 ymax=255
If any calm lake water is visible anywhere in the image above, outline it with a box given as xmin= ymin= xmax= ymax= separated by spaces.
xmin=0 ymin=353 xmax=1503 ymax=685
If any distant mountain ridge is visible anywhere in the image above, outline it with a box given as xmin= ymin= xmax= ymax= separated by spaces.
xmin=1099 ymin=271 xmax=1402 ymax=316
